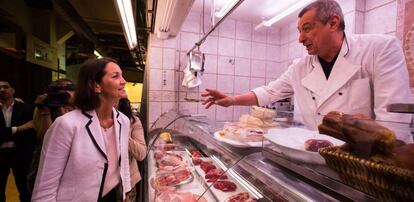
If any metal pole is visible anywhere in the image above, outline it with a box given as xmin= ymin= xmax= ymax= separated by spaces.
xmin=186 ymin=0 xmax=245 ymax=55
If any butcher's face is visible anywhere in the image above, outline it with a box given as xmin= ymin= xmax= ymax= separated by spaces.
xmin=298 ymin=8 xmax=331 ymax=55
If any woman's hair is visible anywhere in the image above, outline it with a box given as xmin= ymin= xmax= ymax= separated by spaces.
xmin=298 ymin=0 xmax=345 ymax=31
xmin=118 ymin=98 xmax=136 ymax=123
xmin=74 ymin=58 xmax=117 ymax=111
xmin=50 ymin=78 xmax=74 ymax=88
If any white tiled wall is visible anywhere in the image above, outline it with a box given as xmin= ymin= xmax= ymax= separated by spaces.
xmin=146 ymin=0 xmax=400 ymax=126
xmin=364 ymin=1 xmax=397 ymax=34
xmin=147 ymin=11 xmax=291 ymax=125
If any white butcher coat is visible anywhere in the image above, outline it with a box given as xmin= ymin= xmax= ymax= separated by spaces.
xmin=253 ymin=34 xmax=413 ymax=143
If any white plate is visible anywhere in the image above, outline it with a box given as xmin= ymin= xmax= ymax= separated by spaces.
xmin=264 ymin=128 xmax=345 ymax=164
xmin=213 ymin=131 xmax=262 ymax=148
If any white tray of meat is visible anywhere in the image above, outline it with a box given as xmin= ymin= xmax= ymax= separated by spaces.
xmin=193 ymin=157 xmax=259 ymax=202
xmin=148 ymin=150 xmax=216 ymax=202
xmin=154 ymin=187 xmax=209 ymax=202
xmin=264 ymin=127 xmax=344 ymax=165
xmin=150 ymin=166 xmax=194 ymax=188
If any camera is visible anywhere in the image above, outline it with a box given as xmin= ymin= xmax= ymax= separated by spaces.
xmin=37 ymin=84 xmax=75 ymax=109
xmin=46 ymin=88 xmax=70 ymax=108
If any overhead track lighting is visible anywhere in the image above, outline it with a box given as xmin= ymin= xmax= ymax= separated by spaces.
xmin=215 ymin=0 xmax=240 ymax=18
xmin=114 ymin=0 xmax=138 ymax=50
xmin=158 ymin=0 xmax=178 ymax=38
xmin=255 ymin=0 xmax=313 ymax=30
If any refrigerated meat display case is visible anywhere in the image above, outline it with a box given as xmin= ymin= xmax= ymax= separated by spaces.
xmin=142 ymin=109 xmax=383 ymax=202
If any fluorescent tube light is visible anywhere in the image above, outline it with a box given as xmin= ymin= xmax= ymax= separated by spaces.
xmin=114 ymin=0 xmax=138 ymax=50
xmin=255 ymin=0 xmax=313 ymax=30
xmin=94 ymin=50 xmax=103 ymax=59
xmin=157 ymin=0 xmax=178 ymax=39
xmin=159 ymin=0 xmax=177 ymax=32
xmin=215 ymin=0 xmax=239 ymax=18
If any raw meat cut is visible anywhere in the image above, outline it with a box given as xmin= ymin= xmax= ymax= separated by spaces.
xmin=213 ymin=180 xmax=237 ymax=192
xmin=200 ymin=161 xmax=216 ymax=173
xmin=225 ymin=192 xmax=257 ymax=202
xmin=304 ymin=139 xmax=333 ymax=152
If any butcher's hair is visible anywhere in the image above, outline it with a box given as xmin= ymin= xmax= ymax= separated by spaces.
xmin=299 ymin=0 xmax=345 ymax=31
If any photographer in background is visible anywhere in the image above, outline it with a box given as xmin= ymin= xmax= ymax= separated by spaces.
xmin=27 ymin=78 xmax=76 ymax=193
xmin=0 ymin=81 xmax=36 ymax=202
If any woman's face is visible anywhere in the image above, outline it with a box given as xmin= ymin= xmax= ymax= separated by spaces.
xmin=95 ymin=62 xmax=126 ymax=102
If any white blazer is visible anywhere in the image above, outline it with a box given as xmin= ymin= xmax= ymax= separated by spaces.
xmin=32 ymin=108 xmax=131 ymax=202
xmin=253 ymin=34 xmax=413 ymax=143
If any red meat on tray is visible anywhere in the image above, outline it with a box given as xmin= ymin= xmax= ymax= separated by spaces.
xmin=154 ymin=151 xmax=165 ymax=160
xmin=225 ymin=192 xmax=257 ymax=202
xmin=156 ymin=153 xmax=184 ymax=168
xmin=155 ymin=189 xmax=208 ymax=202
xmin=174 ymin=169 xmax=191 ymax=182
xmin=304 ymin=139 xmax=333 ymax=152
xmin=205 ymin=168 xmax=227 ymax=182
xmin=200 ymin=161 xmax=216 ymax=173
xmin=190 ymin=150 xmax=202 ymax=158
xmin=155 ymin=168 xmax=191 ymax=187
xmin=213 ymin=180 xmax=237 ymax=192
xmin=192 ymin=158 xmax=202 ymax=165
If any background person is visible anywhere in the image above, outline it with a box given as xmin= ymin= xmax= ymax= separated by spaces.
xmin=32 ymin=58 xmax=131 ymax=201
xmin=202 ymin=0 xmax=413 ymax=143
xmin=27 ymin=78 xmax=76 ymax=194
xmin=0 ymin=81 xmax=36 ymax=202
xmin=118 ymin=97 xmax=146 ymax=202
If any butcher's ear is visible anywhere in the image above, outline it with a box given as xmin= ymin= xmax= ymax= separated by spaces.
xmin=328 ymin=15 xmax=340 ymax=31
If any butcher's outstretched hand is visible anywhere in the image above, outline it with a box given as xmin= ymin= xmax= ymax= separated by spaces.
xmin=201 ymin=89 xmax=235 ymax=109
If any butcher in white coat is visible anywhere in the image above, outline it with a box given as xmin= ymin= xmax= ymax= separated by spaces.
xmin=201 ymin=0 xmax=413 ymax=143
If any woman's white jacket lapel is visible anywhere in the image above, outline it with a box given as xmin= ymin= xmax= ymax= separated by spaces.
xmin=32 ymin=108 xmax=131 ymax=202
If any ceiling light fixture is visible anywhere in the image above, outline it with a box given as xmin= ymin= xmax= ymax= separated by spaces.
xmin=114 ymin=0 xmax=138 ymax=50
xmin=157 ymin=0 xmax=178 ymax=39
xmin=215 ymin=0 xmax=240 ymax=18
xmin=255 ymin=0 xmax=313 ymax=30
xmin=94 ymin=50 xmax=103 ymax=59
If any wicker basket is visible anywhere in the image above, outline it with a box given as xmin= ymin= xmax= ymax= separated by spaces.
xmin=319 ymin=147 xmax=414 ymax=202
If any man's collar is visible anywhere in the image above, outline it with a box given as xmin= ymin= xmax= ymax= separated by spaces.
xmin=338 ymin=33 xmax=350 ymax=58
xmin=0 ymin=99 xmax=15 ymax=108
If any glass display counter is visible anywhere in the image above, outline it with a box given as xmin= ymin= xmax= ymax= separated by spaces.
xmin=144 ymin=109 xmax=412 ymax=202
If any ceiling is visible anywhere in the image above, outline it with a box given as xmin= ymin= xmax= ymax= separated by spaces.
xmin=63 ymin=0 xmax=304 ymax=72
xmin=191 ymin=0 xmax=304 ymax=28
xmin=0 ymin=0 xmax=303 ymax=82
xmin=66 ymin=0 xmax=148 ymax=72
xmin=0 ymin=0 xmax=148 ymax=82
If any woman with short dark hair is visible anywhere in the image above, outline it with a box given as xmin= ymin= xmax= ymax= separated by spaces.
xmin=32 ymin=58 xmax=131 ymax=202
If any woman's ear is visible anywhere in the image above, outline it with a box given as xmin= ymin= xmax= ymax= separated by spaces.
xmin=90 ymin=81 xmax=101 ymax=94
